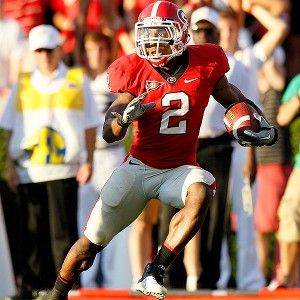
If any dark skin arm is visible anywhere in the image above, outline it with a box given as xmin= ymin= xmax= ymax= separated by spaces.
xmin=214 ymin=75 xmax=271 ymax=120
xmin=103 ymin=92 xmax=135 ymax=143
xmin=213 ymin=75 xmax=258 ymax=179
xmin=212 ymin=75 xmax=248 ymax=108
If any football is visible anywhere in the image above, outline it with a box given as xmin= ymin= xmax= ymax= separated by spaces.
xmin=224 ymin=102 xmax=260 ymax=140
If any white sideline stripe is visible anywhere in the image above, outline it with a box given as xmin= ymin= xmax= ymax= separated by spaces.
xmin=232 ymin=115 xmax=250 ymax=140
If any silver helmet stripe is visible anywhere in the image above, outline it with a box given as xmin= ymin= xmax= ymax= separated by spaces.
xmin=151 ymin=1 xmax=162 ymax=17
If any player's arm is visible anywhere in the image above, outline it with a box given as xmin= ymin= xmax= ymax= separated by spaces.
xmin=103 ymin=91 xmax=156 ymax=143
xmin=212 ymin=75 xmax=267 ymax=115
xmin=212 ymin=75 xmax=247 ymax=107
xmin=212 ymin=75 xmax=278 ymax=147
xmin=103 ymin=92 xmax=134 ymax=143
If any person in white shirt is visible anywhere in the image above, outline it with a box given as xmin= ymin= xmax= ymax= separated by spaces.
xmin=192 ymin=6 xmax=257 ymax=290
xmin=218 ymin=1 xmax=288 ymax=289
xmin=0 ymin=25 xmax=99 ymax=299
xmin=78 ymin=31 xmax=131 ymax=289
xmin=0 ymin=3 xmax=25 ymax=293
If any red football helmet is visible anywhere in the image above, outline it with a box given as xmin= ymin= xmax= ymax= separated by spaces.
xmin=135 ymin=1 xmax=190 ymax=67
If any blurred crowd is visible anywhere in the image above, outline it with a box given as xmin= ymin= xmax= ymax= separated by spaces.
xmin=0 ymin=0 xmax=299 ymax=299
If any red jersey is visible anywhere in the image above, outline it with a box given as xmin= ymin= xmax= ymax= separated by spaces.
xmin=107 ymin=44 xmax=229 ymax=169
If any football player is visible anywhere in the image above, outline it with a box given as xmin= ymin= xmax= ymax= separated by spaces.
xmin=44 ymin=2 xmax=277 ymax=300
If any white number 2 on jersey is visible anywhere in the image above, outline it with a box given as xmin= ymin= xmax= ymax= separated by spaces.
xmin=159 ymin=92 xmax=189 ymax=134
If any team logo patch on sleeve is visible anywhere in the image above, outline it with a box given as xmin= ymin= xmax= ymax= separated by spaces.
xmin=145 ymin=80 xmax=165 ymax=93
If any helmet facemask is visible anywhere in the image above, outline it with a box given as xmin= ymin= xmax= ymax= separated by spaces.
xmin=135 ymin=18 xmax=187 ymax=67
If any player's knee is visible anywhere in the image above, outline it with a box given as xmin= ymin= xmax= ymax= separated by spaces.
xmin=187 ymin=182 xmax=213 ymax=202
xmin=186 ymin=182 xmax=213 ymax=215
xmin=74 ymin=236 xmax=103 ymax=271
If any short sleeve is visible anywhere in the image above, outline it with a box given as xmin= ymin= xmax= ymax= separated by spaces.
xmin=107 ymin=55 xmax=139 ymax=95
xmin=282 ymin=74 xmax=300 ymax=103
xmin=209 ymin=45 xmax=230 ymax=80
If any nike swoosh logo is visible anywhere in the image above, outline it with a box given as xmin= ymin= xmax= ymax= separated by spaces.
xmin=261 ymin=133 xmax=271 ymax=140
xmin=184 ymin=78 xmax=198 ymax=83
xmin=128 ymin=160 xmax=140 ymax=166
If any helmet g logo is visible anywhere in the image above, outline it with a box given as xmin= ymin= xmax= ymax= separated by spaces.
xmin=177 ymin=9 xmax=187 ymax=26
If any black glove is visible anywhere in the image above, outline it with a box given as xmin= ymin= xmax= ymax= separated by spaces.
xmin=238 ymin=113 xmax=278 ymax=147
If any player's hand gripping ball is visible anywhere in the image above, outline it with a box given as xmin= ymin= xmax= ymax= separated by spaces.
xmin=224 ymin=102 xmax=260 ymax=140
xmin=223 ymin=101 xmax=278 ymax=147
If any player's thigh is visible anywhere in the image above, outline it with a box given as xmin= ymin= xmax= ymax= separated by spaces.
xmin=158 ymin=165 xmax=216 ymax=208
xmin=84 ymin=163 xmax=149 ymax=245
